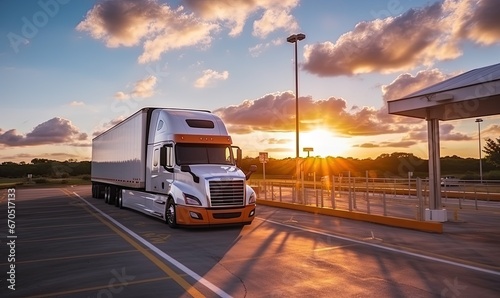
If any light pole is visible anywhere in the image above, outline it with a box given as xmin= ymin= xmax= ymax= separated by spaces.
xmin=475 ymin=118 xmax=483 ymax=183
xmin=287 ymin=33 xmax=305 ymax=203
xmin=287 ymin=33 xmax=306 ymax=160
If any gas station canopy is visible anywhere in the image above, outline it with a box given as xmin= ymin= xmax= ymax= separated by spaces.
xmin=387 ymin=62 xmax=500 ymax=219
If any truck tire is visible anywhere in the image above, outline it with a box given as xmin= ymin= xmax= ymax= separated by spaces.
xmin=166 ymin=198 xmax=178 ymax=228
xmin=109 ymin=186 xmax=116 ymax=205
xmin=115 ymin=189 xmax=122 ymax=208
xmin=104 ymin=186 xmax=109 ymax=203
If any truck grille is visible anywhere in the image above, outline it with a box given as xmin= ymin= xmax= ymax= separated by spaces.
xmin=209 ymin=180 xmax=244 ymax=207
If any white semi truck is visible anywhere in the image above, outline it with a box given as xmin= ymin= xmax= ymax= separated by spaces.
xmin=91 ymin=107 xmax=257 ymax=228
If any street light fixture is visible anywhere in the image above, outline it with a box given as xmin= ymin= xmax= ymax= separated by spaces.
xmin=475 ymin=118 xmax=483 ymax=183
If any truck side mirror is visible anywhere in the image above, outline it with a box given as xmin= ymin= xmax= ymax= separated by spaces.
xmin=232 ymin=146 xmax=243 ymax=167
xmin=237 ymin=148 xmax=242 ymax=165
xmin=246 ymin=165 xmax=257 ymax=180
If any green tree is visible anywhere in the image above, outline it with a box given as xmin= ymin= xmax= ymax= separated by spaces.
xmin=483 ymin=137 xmax=500 ymax=167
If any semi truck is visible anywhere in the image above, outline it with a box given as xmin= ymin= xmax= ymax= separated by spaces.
xmin=91 ymin=107 xmax=257 ymax=228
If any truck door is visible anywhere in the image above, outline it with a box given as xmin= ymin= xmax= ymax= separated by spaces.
xmin=148 ymin=144 xmax=174 ymax=214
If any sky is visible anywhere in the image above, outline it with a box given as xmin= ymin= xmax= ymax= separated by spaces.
xmin=1 ymin=0 xmax=500 ymax=163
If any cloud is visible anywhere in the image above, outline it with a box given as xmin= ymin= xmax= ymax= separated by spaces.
xmin=114 ymin=91 xmax=130 ymax=100
xmin=77 ymin=0 xmax=219 ymax=63
xmin=183 ymin=0 xmax=299 ymax=38
xmin=439 ymin=124 xmax=473 ymax=141
xmin=116 ymin=76 xmax=157 ymax=100
xmin=302 ymin=0 xmax=500 ymax=77
xmin=131 ymin=76 xmax=157 ymax=98
xmin=214 ymin=91 xmax=409 ymax=136
xmin=70 ymin=101 xmax=85 ymax=106
xmin=354 ymin=141 xmax=417 ymax=148
xmin=450 ymin=0 xmax=500 ymax=45
xmin=380 ymin=141 xmax=418 ymax=148
xmin=354 ymin=143 xmax=379 ymax=148
xmin=483 ymin=124 xmax=500 ymax=136
xmin=401 ymin=123 xmax=472 ymax=142
xmin=194 ymin=69 xmax=229 ymax=88
xmin=249 ymin=38 xmax=282 ymax=57
xmin=266 ymin=138 xmax=290 ymax=145
xmin=0 ymin=152 xmax=89 ymax=163
xmin=252 ymin=7 xmax=298 ymax=38
xmin=0 ymin=118 xmax=88 ymax=147
xmin=93 ymin=116 xmax=126 ymax=137
xmin=382 ymin=69 xmax=451 ymax=101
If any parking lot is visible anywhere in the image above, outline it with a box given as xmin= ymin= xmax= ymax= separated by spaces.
xmin=0 ymin=187 xmax=241 ymax=297
xmin=1 ymin=186 xmax=500 ymax=297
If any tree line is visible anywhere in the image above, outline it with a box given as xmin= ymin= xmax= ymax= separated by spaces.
xmin=239 ymin=152 xmax=498 ymax=180
xmin=0 ymin=159 xmax=90 ymax=179
xmin=1 ymin=137 xmax=499 ymax=180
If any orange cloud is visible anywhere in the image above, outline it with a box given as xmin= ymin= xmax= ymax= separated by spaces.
xmin=302 ymin=0 xmax=500 ymax=77
xmin=382 ymin=69 xmax=450 ymax=101
xmin=194 ymin=69 xmax=229 ymax=88
xmin=214 ymin=91 xmax=409 ymax=136
xmin=0 ymin=118 xmax=88 ymax=147
xmin=77 ymin=0 xmax=219 ymax=63
xmin=183 ymin=0 xmax=299 ymax=37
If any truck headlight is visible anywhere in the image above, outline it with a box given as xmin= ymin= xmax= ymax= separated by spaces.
xmin=183 ymin=193 xmax=201 ymax=205
xmin=248 ymin=192 xmax=256 ymax=204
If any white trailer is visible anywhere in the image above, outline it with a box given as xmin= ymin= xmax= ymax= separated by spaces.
xmin=91 ymin=107 xmax=256 ymax=227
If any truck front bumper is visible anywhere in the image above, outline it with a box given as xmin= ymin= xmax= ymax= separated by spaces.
xmin=175 ymin=204 xmax=256 ymax=226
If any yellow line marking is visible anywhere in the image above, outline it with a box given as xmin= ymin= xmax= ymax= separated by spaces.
xmin=18 ymin=233 xmax=116 ymax=243
xmin=16 ymin=222 xmax=102 ymax=230
xmin=0 ymin=249 xmax=138 ymax=265
xmin=25 ymin=276 xmax=184 ymax=298
xmin=60 ymin=189 xmax=205 ymax=298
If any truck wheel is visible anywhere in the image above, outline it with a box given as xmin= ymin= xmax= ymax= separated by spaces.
xmin=166 ymin=198 xmax=178 ymax=228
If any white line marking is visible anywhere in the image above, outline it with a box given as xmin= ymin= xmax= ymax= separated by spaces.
xmin=257 ymin=217 xmax=500 ymax=277
xmin=74 ymin=192 xmax=232 ymax=298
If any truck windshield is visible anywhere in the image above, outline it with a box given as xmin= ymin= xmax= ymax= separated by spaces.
xmin=176 ymin=144 xmax=234 ymax=165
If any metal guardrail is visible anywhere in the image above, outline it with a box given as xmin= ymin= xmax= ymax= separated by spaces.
xmin=249 ymin=177 xmax=500 ymax=221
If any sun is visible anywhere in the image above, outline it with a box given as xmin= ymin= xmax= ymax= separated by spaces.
xmin=300 ymin=128 xmax=350 ymax=157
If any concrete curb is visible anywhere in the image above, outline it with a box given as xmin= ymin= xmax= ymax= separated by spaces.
xmin=256 ymin=199 xmax=443 ymax=233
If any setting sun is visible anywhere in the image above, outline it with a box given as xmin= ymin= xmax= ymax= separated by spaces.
xmin=300 ymin=128 xmax=350 ymax=157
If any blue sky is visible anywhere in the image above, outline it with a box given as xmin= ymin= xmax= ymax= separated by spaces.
xmin=1 ymin=0 xmax=499 ymax=163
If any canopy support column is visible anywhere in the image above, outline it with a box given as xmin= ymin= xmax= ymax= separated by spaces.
xmin=427 ymin=117 xmax=441 ymax=209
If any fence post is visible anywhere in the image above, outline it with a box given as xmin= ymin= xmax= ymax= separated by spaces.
xmin=271 ymin=181 xmax=274 ymax=201
xmin=264 ymin=180 xmax=267 ymax=200
xmin=416 ymin=177 xmax=423 ymax=221
xmin=383 ymin=190 xmax=387 ymax=216
xmin=331 ymin=175 xmax=336 ymax=209
xmin=314 ymin=172 xmax=318 ymax=207
xmin=279 ymin=183 xmax=282 ymax=202
xmin=474 ymin=185 xmax=478 ymax=210
xmin=366 ymin=171 xmax=370 ymax=214
xmin=348 ymin=171 xmax=353 ymax=211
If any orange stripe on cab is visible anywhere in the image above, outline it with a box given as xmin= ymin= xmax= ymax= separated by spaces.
xmin=174 ymin=134 xmax=232 ymax=144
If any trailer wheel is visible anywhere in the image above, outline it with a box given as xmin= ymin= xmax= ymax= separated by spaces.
xmin=104 ymin=186 xmax=109 ymax=204
xmin=166 ymin=198 xmax=178 ymax=228
xmin=115 ymin=189 xmax=122 ymax=208
xmin=108 ymin=186 xmax=116 ymax=205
